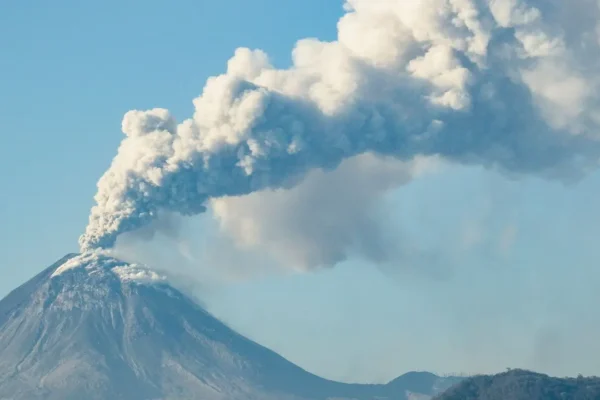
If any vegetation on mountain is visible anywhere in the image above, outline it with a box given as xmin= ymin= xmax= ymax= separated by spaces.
xmin=435 ymin=369 xmax=600 ymax=400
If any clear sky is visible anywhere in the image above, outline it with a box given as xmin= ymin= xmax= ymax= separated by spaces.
xmin=2 ymin=0 xmax=600 ymax=384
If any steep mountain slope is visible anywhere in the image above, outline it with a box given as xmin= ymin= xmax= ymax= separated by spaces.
xmin=434 ymin=369 xmax=600 ymax=400
xmin=0 ymin=253 xmax=456 ymax=400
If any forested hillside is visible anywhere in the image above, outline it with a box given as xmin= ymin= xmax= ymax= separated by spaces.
xmin=435 ymin=370 xmax=600 ymax=400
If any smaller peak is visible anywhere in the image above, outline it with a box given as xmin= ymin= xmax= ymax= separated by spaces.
xmin=388 ymin=371 xmax=438 ymax=384
xmin=500 ymin=369 xmax=546 ymax=378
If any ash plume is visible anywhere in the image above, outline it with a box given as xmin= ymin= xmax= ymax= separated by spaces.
xmin=80 ymin=0 xmax=600 ymax=253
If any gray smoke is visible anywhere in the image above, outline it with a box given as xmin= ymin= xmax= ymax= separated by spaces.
xmin=210 ymin=153 xmax=440 ymax=270
xmin=80 ymin=0 xmax=600 ymax=254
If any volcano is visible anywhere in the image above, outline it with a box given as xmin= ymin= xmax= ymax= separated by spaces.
xmin=0 ymin=253 xmax=459 ymax=399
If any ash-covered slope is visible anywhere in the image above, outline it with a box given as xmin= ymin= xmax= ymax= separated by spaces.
xmin=0 ymin=253 xmax=455 ymax=400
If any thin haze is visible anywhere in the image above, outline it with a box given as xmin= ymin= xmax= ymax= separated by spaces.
xmin=81 ymin=0 xmax=600 ymax=270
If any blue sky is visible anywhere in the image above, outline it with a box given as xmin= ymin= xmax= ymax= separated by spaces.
xmin=0 ymin=0 xmax=341 ymax=285
xmin=2 ymin=0 xmax=600 ymax=384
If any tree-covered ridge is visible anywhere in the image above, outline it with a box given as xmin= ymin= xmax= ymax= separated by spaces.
xmin=435 ymin=369 xmax=600 ymax=400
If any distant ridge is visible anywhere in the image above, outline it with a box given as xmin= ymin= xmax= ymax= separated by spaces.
xmin=435 ymin=369 xmax=600 ymax=400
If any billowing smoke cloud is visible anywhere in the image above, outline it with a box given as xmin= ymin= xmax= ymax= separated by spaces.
xmin=80 ymin=0 xmax=600 ymax=255
xmin=210 ymin=154 xmax=440 ymax=270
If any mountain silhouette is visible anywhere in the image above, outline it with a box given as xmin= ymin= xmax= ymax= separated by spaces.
xmin=0 ymin=253 xmax=458 ymax=399
xmin=434 ymin=369 xmax=600 ymax=400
